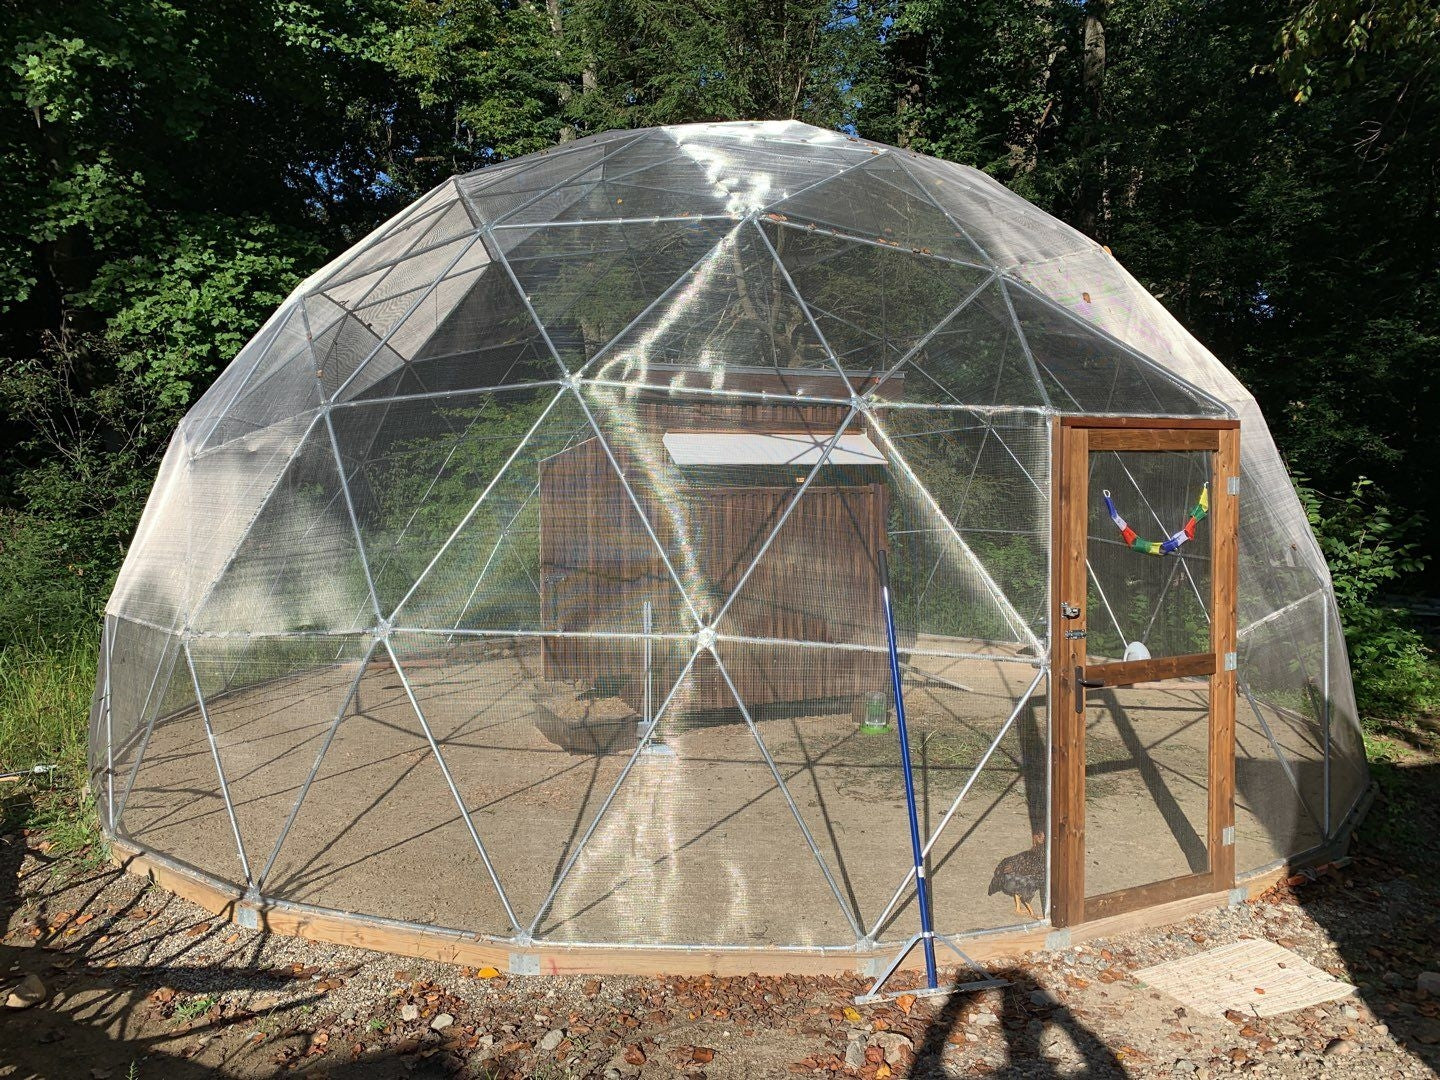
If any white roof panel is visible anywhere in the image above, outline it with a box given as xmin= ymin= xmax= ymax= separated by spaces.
xmin=662 ymin=431 xmax=885 ymax=467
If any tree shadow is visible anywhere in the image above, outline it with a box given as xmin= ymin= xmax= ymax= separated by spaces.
xmin=1278 ymin=756 xmax=1440 ymax=1073
xmin=1233 ymin=703 xmax=1440 ymax=1074
xmin=908 ymin=967 xmax=1126 ymax=1078
xmin=0 ymin=809 xmax=454 ymax=1078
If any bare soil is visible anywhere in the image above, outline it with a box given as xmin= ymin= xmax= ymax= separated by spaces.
xmin=111 ymin=641 xmax=1316 ymax=949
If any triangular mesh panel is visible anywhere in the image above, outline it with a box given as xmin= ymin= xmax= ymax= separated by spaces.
xmin=105 ymin=618 xmax=186 ymax=818
xmin=392 ymin=388 xmax=696 ymax=637
xmin=333 ymin=386 xmax=568 ymax=617
xmin=765 ymin=221 xmax=992 ymax=379
xmin=312 ymin=189 xmax=476 ymax=297
xmin=458 ymin=132 xmax=646 ymax=226
xmin=768 ymin=153 xmax=987 ymax=264
xmin=666 ymin=123 xmax=874 ymax=210
xmin=900 ymin=153 xmax=1094 ymax=267
xmin=873 ymin=281 xmax=1045 ymax=407
xmin=581 ymin=384 xmax=861 ymax=625
xmin=260 ymin=646 xmax=516 ymax=935
xmin=192 ymin=422 xmax=374 ymax=635
xmin=118 ymin=651 xmax=246 ymax=887
xmin=202 ymin=318 xmax=320 ymax=451
xmin=500 ymin=130 xmax=733 ymax=225
xmin=582 ymin=228 xmax=844 ymax=394
xmin=717 ymin=409 xmax=1037 ymax=656
xmin=1005 ymin=282 xmax=1224 ymax=416
xmin=500 ymin=220 xmax=734 ymax=370
xmin=870 ymin=407 xmax=1050 ymax=639
xmin=350 ymin=261 xmax=564 ymax=399
xmin=188 ymin=634 xmax=372 ymax=881
xmin=537 ymin=654 xmax=856 ymax=946
xmin=389 ymin=631 xmax=693 ymax=930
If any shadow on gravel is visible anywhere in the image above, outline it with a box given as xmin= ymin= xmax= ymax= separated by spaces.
xmin=0 ymin=828 xmax=497 ymax=1079
xmin=909 ymin=968 xmax=1124 ymax=1078
xmin=1285 ymin=750 xmax=1440 ymax=1075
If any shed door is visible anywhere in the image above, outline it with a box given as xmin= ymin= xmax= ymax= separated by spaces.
xmin=1051 ymin=419 xmax=1240 ymax=926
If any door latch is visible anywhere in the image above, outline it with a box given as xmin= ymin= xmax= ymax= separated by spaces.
xmin=1074 ymin=665 xmax=1106 ymax=713
xmin=1060 ymin=602 xmax=1081 ymax=620
xmin=1064 ymin=628 xmax=1087 ymax=640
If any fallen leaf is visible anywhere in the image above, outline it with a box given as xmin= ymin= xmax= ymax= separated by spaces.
xmin=476 ymin=966 xmax=501 ymax=979
xmin=896 ymin=994 xmax=916 ymax=1015
xmin=842 ymin=1006 xmax=862 ymax=1023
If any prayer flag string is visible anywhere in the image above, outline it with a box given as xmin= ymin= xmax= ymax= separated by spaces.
xmin=1101 ymin=483 xmax=1208 ymax=556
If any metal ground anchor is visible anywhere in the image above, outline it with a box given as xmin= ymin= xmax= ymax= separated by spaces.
xmin=855 ymin=932 xmax=1007 ymax=1005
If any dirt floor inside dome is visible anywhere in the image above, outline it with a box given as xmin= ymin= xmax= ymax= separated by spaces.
xmin=110 ymin=637 xmax=1334 ymax=949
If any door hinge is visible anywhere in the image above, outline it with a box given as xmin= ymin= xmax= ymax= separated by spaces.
xmin=1221 ymin=826 xmax=1236 ymax=846
xmin=1224 ymin=651 xmax=1237 ymax=671
xmin=1227 ymin=476 xmax=1240 ymax=496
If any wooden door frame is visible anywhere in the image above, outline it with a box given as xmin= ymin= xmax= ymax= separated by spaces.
xmin=1050 ymin=416 xmax=1240 ymax=927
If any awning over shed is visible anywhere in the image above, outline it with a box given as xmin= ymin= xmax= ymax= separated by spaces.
xmin=661 ymin=431 xmax=885 ymax=467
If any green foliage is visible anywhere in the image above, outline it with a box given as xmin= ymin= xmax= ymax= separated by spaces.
xmin=567 ymin=0 xmax=882 ymax=130
xmin=0 ymin=631 xmax=105 ymax=864
xmin=361 ymin=392 xmax=557 ymax=610
xmin=1275 ymin=0 xmax=1440 ymax=102
xmin=81 ymin=216 xmax=326 ymax=409
xmin=1298 ymin=475 xmax=1440 ymax=718
xmin=0 ymin=0 xmax=1433 ymax=813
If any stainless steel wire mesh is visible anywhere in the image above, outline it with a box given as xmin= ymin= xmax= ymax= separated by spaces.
xmin=92 ymin=120 xmax=1363 ymax=951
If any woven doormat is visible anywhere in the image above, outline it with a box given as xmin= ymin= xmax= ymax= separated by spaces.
xmin=1133 ymin=938 xmax=1356 ymax=1018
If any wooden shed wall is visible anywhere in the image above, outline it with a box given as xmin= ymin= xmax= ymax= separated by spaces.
xmin=537 ymin=400 xmax=890 ymax=711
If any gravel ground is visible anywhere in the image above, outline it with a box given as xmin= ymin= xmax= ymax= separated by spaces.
xmin=2 ymin=825 xmax=1438 ymax=1079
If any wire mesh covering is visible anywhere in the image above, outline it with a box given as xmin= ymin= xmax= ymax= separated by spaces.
xmin=92 ymin=121 xmax=1363 ymax=952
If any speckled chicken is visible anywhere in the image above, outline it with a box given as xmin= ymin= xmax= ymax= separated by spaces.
xmin=988 ymin=831 xmax=1045 ymax=920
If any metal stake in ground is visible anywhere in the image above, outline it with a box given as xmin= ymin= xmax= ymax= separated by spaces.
xmin=856 ymin=548 xmax=1006 ymax=1006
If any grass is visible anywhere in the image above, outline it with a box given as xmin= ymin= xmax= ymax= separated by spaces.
xmin=174 ymin=995 xmax=218 ymax=1023
xmin=1357 ymin=711 xmax=1440 ymax=865
xmin=0 ymin=631 xmax=108 ymax=866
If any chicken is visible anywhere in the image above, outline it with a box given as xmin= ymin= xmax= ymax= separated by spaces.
xmin=988 ymin=831 xmax=1045 ymax=920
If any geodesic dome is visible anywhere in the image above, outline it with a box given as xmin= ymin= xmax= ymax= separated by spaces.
xmin=91 ymin=121 xmax=1366 ymax=958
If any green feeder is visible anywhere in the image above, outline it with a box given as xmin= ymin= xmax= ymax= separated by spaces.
xmin=859 ymin=691 xmax=890 ymax=734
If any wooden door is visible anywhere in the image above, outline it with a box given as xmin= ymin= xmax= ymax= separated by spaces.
xmin=1051 ymin=418 xmax=1240 ymax=926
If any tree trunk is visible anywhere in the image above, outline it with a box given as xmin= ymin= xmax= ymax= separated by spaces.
xmin=1076 ymin=1 xmax=1108 ymax=238
xmin=546 ymin=0 xmax=579 ymax=141
xmin=889 ymin=26 xmax=929 ymax=149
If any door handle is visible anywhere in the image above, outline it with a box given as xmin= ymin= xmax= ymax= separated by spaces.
xmin=1074 ymin=666 xmax=1106 ymax=713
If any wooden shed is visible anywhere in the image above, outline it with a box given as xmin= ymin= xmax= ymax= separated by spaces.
xmin=537 ymin=390 xmax=892 ymax=712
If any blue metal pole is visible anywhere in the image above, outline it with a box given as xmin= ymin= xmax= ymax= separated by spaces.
xmin=878 ymin=548 xmax=938 ymax=989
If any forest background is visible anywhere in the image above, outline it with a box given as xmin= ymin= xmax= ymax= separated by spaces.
xmin=2 ymin=0 xmax=1437 ymax=815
